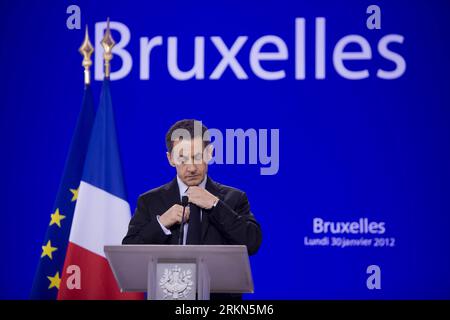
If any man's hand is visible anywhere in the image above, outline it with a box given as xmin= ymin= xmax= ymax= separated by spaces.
xmin=186 ymin=186 xmax=219 ymax=209
xmin=159 ymin=204 xmax=190 ymax=228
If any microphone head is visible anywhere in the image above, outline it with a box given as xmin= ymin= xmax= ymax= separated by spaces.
xmin=181 ymin=195 xmax=189 ymax=206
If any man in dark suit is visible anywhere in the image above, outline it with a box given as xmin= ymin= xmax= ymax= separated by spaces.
xmin=122 ymin=119 xmax=262 ymax=298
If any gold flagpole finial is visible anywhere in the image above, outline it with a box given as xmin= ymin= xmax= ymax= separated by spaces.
xmin=79 ymin=25 xmax=94 ymax=85
xmin=101 ymin=17 xmax=116 ymax=79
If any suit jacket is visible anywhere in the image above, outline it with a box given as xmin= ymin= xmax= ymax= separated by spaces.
xmin=122 ymin=177 xmax=262 ymax=256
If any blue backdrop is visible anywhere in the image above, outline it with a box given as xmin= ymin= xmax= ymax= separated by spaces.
xmin=1 ymin=0 xmax=449 ymax=299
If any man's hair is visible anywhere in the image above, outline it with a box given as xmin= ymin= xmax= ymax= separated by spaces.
xmin=165 ymin=119 xmax=211 ymax=152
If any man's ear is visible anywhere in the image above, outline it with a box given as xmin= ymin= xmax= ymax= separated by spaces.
xmin=166 ymin=151 xmax=176 ymax=167
xmin=204 ymin=144 xmax=214 ymax=163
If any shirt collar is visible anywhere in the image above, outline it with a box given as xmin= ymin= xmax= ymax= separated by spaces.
xmin=176 ymin=175 xmax=207 ymax=197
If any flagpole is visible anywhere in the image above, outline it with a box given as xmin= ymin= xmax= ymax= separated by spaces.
xmin=79 ymin=25 xmax=94 ymax=85
xmin=101 ymin=17 xmax=116 ymax=79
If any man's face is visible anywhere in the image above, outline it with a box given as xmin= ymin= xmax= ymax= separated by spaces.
xmin=167 ymin=137 xmax=213 ymax=186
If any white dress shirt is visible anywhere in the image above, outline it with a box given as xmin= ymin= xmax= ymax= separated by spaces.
xmin=156 ymin=175 xmax=207 ymax=244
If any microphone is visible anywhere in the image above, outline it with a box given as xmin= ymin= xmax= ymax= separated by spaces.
xmin=178 ymin=196 xmax=189 ymax=245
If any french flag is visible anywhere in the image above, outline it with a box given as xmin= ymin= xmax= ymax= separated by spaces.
xmin=58 ymin=79 xmax=142 ymax=300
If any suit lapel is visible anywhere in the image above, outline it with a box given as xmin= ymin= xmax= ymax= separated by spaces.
xmin=163 ymin=177 xmax=181 ymax=207
xmin=162 ymin=178 xmax=182 ymax=243
xmin=202 ymin=177 xmax=224 ymax=240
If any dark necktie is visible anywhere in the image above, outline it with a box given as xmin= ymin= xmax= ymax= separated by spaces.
xmin=186 ymin=203 xmax=201 ymax=244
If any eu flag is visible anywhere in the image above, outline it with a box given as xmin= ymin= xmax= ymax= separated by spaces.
xmin=30 ymin=85 xmax=95 ymax=299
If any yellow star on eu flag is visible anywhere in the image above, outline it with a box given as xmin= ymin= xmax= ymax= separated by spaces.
xmin=41 ymin=240 xmax=57 ymax=260
xmin=49 ymin=208 xmax=65 ymax=228
xmin=70 ymin=187 xmax=79 ymax=202
xmin=47 ymin=271 xmax=61 ymax=290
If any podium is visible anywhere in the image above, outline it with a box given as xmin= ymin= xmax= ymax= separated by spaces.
xmin=104 ymin=245 xmax=254 ymax=300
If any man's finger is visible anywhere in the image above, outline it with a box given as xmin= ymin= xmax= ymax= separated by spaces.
xmin=186 ymin=186 xmax=199 ymax=194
